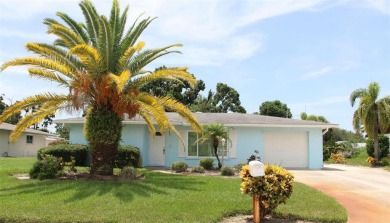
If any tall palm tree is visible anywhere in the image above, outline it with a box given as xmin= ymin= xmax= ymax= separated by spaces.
xmin=350 ymin=82 xmax=390 ymax=162
xmin=0 ymin=0 xmax=201 ymax=175
xmin=196 ymin=124 xmax=231 ymax=169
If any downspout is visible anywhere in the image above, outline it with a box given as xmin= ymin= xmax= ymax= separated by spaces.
xmin=322 ymin=127 xmax=329 ymax=135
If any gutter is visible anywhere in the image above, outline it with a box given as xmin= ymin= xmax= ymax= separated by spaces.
xmin=322 ymin=128 xmax=329 ymax=135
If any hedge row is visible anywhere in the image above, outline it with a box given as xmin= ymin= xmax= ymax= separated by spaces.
xmin=38 ymin=144 xmax=142 ymax=168
xmin=38 ymin=144 xmax=89 ymax=166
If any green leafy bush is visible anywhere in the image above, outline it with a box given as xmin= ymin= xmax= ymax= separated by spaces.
xmin=366 ymin=135 xmax=389 ymax=160
xmin=48 ymin=139 xmax=69 ymax=146
xmin=29 ymin=155 xmax=64 ymax=180
xmin=191 ymin=166 xmax=205 ymax=173
xmin=119 ymin=166 xmax=138 ymax=180
xmin=114 ymin=146 xmax=142 ymax=168
xmin=199 ymin=158 xmax=214 ymax=170
xmin=240 ymin=164 xmax=294 ymax=218
xmin=221 ymin=166 xmax=235 ymax=176
xmin=172 ymin=162 xmax=188 ymax=173
xmin=380 ymin=157 xmax=390 ymax=166
xmin=234 ymin=162 xmax=247 ymax=172
xmin=323 ymin=146 xmax=331 ymax=161
xmin=37 ymin=144 xmax=89 ymax=166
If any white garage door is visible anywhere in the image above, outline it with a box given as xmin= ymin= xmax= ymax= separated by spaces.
xmin=264 ymin=132 xmax=308 ymax=168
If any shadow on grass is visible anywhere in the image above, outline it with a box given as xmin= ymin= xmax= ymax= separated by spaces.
xmin=0 ymin=171 xmax=205 ymax=203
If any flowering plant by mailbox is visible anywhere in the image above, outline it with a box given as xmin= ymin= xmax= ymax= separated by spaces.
xmin=240 ymin=164 xmax=294 ymax=218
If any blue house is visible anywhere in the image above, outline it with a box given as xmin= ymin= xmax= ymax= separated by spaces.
xmin=56 ymin=113 xmax=337 ymax=169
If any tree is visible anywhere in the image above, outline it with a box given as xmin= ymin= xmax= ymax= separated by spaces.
xmin=0 ymin=0 xmax=201 ymax=175
xmin=0 ymin=94 xmax=21 ymax=124
xmin=196 ymin=124 xmax=231 ymax=169
xmin=258 ymin=100 xmax=292 ymax=118
xmin=300 ymin=112 xmax=329 ymax=123
xmin=139 ymin=66 xmax=205 ymax=107
xmin=55 ymin=124 xmax=70 ymax=140
xmin=350 ymin=82 xmax=390 ymax=162
xmin=190 ymin=83 xmax=246 ymax=113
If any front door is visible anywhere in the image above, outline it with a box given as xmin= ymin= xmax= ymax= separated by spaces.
xmin=149 ymin=133 xmax=166 ymax=166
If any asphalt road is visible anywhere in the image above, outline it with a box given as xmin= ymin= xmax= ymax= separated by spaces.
xmin=291 ymin=164 xmax=390 ymax=223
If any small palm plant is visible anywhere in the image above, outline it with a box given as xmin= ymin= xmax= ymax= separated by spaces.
xmin=196 ymin=124 xmax=232 ymax=169
xmin=0 ymin=0 xmax=201 ymax=175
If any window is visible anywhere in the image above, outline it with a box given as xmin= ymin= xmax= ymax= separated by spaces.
xmin=26 ymin=135 xmax=33 ymax=144
xmin=187 ymin=132 xmax=228 ymax=157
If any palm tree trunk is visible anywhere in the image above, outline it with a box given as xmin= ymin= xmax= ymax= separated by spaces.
xmin=213 ymin=140 xmax=222 ymax=169
xmin=86 ymin=107 xmax=122 ymax=175
xmin=374 ymin=125 xmax=379 ymax=164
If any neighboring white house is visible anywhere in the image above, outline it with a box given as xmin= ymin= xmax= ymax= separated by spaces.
xmin=56 ymin=112 xmax=338 ymax=169
xmin=0 ymin=123 xmax=56 ymax=157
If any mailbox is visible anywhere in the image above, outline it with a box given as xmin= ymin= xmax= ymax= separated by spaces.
xmin=249 ymin=160 xmax=265 ymax=177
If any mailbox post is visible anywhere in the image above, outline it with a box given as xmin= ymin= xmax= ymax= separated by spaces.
xmin=249 ymin=160 xmax=265 ymax=223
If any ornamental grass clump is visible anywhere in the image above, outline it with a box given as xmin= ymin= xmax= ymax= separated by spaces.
xmin=240 ymin=164 xmax=294 ymax=218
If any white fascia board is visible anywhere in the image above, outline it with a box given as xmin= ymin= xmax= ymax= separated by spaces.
xmin=182 ymin=123 xmax=339 ymax=129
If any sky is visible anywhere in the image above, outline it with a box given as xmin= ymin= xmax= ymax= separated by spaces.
xmin=0 ymin=0 xmax=389 ymax=132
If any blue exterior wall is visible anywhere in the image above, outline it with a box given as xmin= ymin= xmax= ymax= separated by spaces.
xmin=67 ymin=123 xmax=324 ymax=169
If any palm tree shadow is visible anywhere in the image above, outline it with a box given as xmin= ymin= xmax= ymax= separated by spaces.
xmin=0 ymin=171 xmax=205 ymax=203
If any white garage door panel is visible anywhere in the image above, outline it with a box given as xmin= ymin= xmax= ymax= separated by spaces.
xmin=264 ymin=132 xmax=308 ymax=168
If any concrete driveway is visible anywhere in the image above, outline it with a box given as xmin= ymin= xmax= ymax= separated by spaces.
xmin=291 ymin=164 xmax=390 ymax=223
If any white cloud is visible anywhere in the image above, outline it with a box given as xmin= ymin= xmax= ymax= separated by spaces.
xmin=301 ymin=66 xmax=334 ymax=80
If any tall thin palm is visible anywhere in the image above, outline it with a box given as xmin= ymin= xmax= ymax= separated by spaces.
xmin=0 ymin=0 xmax=201 ymax=175
xmin=350 ymin=82 xmax=390 ymax=162
xmin=196 ymin=124 xmax=231 ymax=169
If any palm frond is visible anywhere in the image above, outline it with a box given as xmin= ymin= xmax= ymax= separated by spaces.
xmin=136 ymin=93 xmax=170 ymax=134
xmin=9 ymin=101 xmax=62 ymax=143
xmin=133 ymin=67 xmax=196 ymax=88
xmin=26 ymin=43 xmax=80 ymax=71
xmin=129 ymin=44 xmax=183 ymax=74
xmin=350 ymin=88 xmax=366 ymax=107
xmin=109 ymin=70 xmax=131 ymax=93
xmin=377 ymin=97 xmax=390 ymax=133
xmin=28 ymin=68 xmax=69 ymax=86
xmin=79 ymin=0 xmax=100 ymax=46
xmin=98 ymin=15 xmax=113 ymax=72
xmin=118 ymin=41 xmax=145 ymax=71
xmin=156 ymin=97 xmax=202 ymax=132
xmin=68 ymin=44 xmax=103 ymax=75
xmin=0 ymin=93 xmax=69 ymax=124
xmin=119 ymin=15 xmax=155 ymax=56
xmin=56 ymin=12 xmax=89 ymax=43
xmin=47 ymin=23 xmax=84 ymax=48
xmin=138 ymin=111 xmax=156 ymax=136
xmin=0 ymin=57 xmax=73 ymax=77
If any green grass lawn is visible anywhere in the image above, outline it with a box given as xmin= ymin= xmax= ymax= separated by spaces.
xmin=0 ymin=158 xmax=347 ymax=223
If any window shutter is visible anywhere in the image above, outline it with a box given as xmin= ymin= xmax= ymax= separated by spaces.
xmin=178 ymin=130 xmax=187 ymax=158
xmin=229 ymin=130 xmax=237 ymax=158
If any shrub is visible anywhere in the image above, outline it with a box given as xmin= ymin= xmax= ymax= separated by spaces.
xmin=234 ymin=162 xmax=247 ymax=172
xmin=37 ymin=144 xmax=89 ymax=166
xmin=172 ymin=162 xmax=188 ymax=173
xmin=221 ymin=166 xmax=235 ymax=176
xmin=240 ymin=164 xmax=294 ymax=218
xmin=323 ymin=146 xmax=331 ymax=161
xmin=366 ymin=135 xmax=389 ymax=160
xmin=330 ymin=153 xmax=346 ymax=164
xmin=119 ymin=166 xmax=138 ymax=180
xmin=380 ymin=157 xmax=390 ymax=166
xmin=48 ymin=139 xmax=69 ymax=146
xmin=114 ymin=146 xmax=142 ymax=168
xmin=191 ymin=166 xmax=205 ymax=173
xmin=366 ymin=157 xmax=377 ymax=166
xmin=199 ymin=158 xmax=214 ymax=170
xmin=29 ymin=155 xmax=64 ymax=180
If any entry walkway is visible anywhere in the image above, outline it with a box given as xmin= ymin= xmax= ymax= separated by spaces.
xmin=291 ymin=164 xmax=390 ymax=223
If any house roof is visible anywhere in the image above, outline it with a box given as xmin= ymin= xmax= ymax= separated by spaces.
xmin=55 ymin=112 xmax=338 ymax=129
xmin=0 ymin=123 xmax=56 ymax=136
